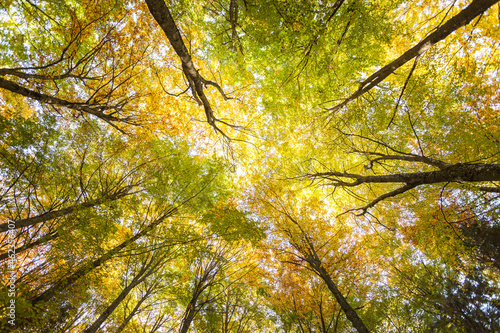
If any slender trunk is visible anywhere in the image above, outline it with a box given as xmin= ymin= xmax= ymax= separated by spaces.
xmin=0 ymin=188 xmax=133 ymax=233
xmin=31 ymin=208 xmax=175 ymax=306
xmin=0 ymin=206 xmax=74 ymax=233
xmin=309 ymin=260 xmax=370 ymax=333
xmin=222 ymin=289 xmax=232 ymax=333
xmin=330 ymin=0 xmax=499 ymax=112
xmin=0 ymin=231 xmax=58 ymax=261
xmin=115 ymin=291 xmax=149 ymax=333
xmin=178 ymin=253 xmax=221 ymax=333
xmin=83 ymin=259 xmax=157 ymax=333
xmin=284 ymin=211 xmax=371 ymax=333
xmin=319 ymin=298 xmax=327 ymax=333
xmin=179 ymin=287 xmax=204 ymax=333
xmin=179 ymin=302 xmax=197 ymax=333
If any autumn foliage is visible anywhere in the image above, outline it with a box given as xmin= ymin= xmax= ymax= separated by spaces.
xmin=1 ymin=0 xmax=500 ymax=332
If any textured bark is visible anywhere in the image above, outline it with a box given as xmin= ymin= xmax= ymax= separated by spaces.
xmin=179 ymin=299 xmax=198 ymax=333
xmin=308 ymin=163 xmax=500 ymax=186
xmin=306 ymin=163 xmax=500 ymax=215
xmin=329 ymin=0 xmax=499 ymax=112
xmin=30 ymin=208 xmax=175 ymax=306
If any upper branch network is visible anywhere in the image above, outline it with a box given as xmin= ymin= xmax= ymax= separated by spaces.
xmin=325 ymin=0 xmax=499 ymax=116
xmin=145 ymin=0 xmax=239 ymax=139
xmin=299 ymin=132 xmax=500 ymax=215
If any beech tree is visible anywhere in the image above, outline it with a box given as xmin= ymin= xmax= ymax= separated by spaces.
xmin=252 ymin=182 xmax=373 ymax=333
xmin=1 ymin=0 xmax=499 ymax=332
xmin=145 ymin=0 xmax=237 ymax=139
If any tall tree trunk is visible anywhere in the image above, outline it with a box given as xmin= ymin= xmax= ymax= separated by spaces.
xmin=82 ymin=257 xmax=160 ymax=333
xmin=286 ymin=212 xmax=371 ymax=333
xmin=30 ymin=208 xmax=175 ymax=306
xmin=0 ymin=187 xmax=134 ymax=233
xmin=309 ymin=260 xmax=370 ymax=333
xmin=179 ymin=286 xmax=204 ymax=333
xmin=178 ymin=258 xmax=221 ymax=333
xmin=179 ymin=302 xmax=197 ymax=333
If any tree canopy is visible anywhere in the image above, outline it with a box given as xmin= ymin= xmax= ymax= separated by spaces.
xmin=1 ymin=0 xmax=499 ymax=332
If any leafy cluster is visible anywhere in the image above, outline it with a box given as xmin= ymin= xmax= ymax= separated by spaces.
xmin=1 ymin=0 xmax=499 ymax=332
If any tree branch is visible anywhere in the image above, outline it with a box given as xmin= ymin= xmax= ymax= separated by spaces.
xmin=343 ymin=183 xmax=417 ymax=216
xmin=0 ymin=77 xmax=135 ymax=132
xmin=302 ymin=163 xmax=500 ymax=213
xmin=327 ymin=0 xmax=499 ymax=114
xmin=144 ymin=0 xmax=236 ymax=138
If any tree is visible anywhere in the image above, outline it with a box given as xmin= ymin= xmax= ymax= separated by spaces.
xmin=0 ymin=117 xmax=240 ymax=330
xmin=251 ymin=181 xmax=373 ymax=333
xmin=145 ymin=0 xmax=237 ymax=139
xmin=296 ymin=134 xmax=500 ymax=215
xmin=0 ymin=0 xmax=144 ymax=131
xmin=2 ymin=0 xmax=500 ymax=332
xmin=82 ymin=251 xmax=170 ymax=333
xmin=326 ymin=0 xmax=500 ymax=114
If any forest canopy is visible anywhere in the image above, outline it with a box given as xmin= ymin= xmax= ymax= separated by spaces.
xmin=1 ymin=0 xmax=499 ymax=332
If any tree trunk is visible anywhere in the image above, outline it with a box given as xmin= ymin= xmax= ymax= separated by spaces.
xmin=30 ymin=208 xmax=175 ymax=306
xmin=308 ymin=259 xmax=370 ymax=333
xmin=179 ymin=284 xmax=206 ymax=333
xmin=179 ymin=301 xmax=198 ymax=333
xmin=144 ymin=0 xmax=210 ymax=112
xmin=0 ymin=188 xmax=134 ymax=233
xmin=114 ymin=290 xmax=149 ymax=333
xmin=82 ymin=258 xmax=157 ymax=333
xmin=178 ymin=263 xmax=219 ymax=333
xmin=144 ymin=0 xmax=231 ymax=135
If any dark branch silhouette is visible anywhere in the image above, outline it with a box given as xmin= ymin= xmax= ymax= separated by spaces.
xmin=327 ymin=0 xmax=499 ymax=114
xmin=145 ymin=0 xmax=238 ymax=139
